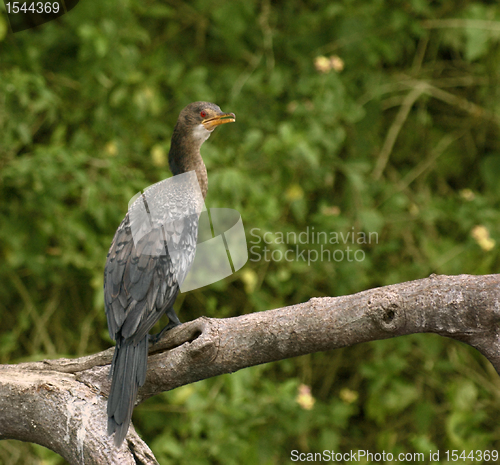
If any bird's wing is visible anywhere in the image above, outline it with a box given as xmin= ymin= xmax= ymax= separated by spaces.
xmin=104 ymin=181 xmax=200 ymax=345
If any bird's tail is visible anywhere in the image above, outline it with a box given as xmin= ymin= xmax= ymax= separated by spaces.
xmin=107 ymin=336 xmax=148 ymax=446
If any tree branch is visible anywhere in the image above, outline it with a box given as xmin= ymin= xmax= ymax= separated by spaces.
xmin=1 ymin=274 xmax=499 ymax=463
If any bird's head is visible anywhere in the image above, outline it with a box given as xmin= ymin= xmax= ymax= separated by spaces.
xmin=177 ymin=101 xmax=236 ymax=145
xmin=169 ymin=102 xmax=235 ymax=182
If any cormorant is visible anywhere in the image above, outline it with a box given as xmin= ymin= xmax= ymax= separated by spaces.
xmin=104 ymin=102 xmax=235 ymax=445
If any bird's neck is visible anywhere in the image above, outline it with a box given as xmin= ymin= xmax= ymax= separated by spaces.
xmin=168 ymin=129 xmax=208 ymax=199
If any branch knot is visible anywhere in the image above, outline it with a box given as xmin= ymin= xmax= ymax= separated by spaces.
xmin=369 ymin=291 xmax=404 ymax=332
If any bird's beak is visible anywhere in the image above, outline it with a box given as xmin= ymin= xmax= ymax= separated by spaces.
xmin=202 ymin=112 xmax=236 ymax=131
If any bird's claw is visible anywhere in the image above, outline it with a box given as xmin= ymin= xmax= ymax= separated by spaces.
xmin=149 ymin=319 xmax=182 ymax=344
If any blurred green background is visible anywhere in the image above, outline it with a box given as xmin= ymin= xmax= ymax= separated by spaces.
xmin=1 ymin=0 xmax=500 ymax=463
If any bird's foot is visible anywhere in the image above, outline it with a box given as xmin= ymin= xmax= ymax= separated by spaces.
xmin=149 ymin=319 xmax=182 ymax=345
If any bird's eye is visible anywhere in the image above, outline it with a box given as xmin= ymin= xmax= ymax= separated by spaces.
xmin=200 ymin=111 xmax=207 ymax=118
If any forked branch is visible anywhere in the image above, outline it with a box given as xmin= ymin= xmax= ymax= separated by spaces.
xmin=0 ymin=274 xmax=499 ymax=464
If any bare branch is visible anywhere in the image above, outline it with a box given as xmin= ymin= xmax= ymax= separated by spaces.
xmin=372 ymin=84 xmax=426 ymax=180
xmin=422 ymin=19 xmax=500 ymax=32
xmin=371 ymin=76 xmax=499 ymax=181
xmin=1 ymin=274 xmax=499 ymax=463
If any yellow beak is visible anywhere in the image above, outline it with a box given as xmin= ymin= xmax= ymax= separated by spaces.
xmin=202 ymin=112 xmax=236 ymax=131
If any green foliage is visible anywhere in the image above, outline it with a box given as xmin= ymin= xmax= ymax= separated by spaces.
xmin=1 ymin=0 xmax=500 ymax=463
xmin=136 ymin=365 xmax=357 ymax=465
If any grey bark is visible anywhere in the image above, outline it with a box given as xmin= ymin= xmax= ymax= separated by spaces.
xmin=0 ymin=273 xmax=499 ymax=463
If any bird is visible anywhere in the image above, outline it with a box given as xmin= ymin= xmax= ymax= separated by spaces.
xmin=103 ymin=102 xmax=236 ymax=446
